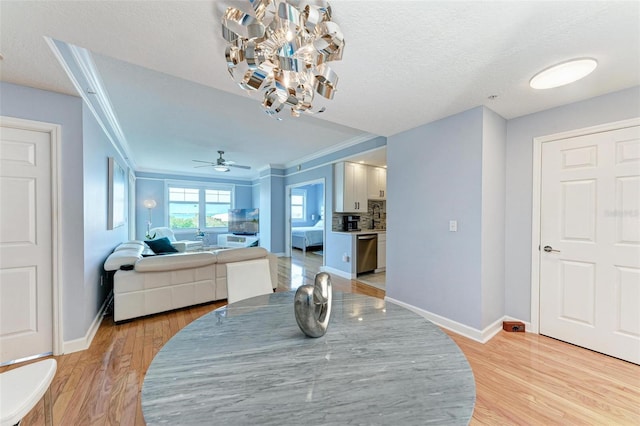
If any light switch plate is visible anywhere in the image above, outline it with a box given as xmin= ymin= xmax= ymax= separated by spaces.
xmin=449 ymin=220 xmax=457 ymax=232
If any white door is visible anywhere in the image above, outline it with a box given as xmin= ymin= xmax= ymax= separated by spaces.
xmin=0 ymin=124 xmax=53 ymax=363
xmin=539 ymin=125 xmax=640 ymax=364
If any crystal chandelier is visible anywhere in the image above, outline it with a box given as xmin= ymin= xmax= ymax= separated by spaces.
xmin=221 ymin=0 xmax=344 ymax=118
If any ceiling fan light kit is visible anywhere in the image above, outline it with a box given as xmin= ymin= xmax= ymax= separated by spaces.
xmin=529 ymin=58 xmax=598 ymax=89
xmin=221 ymin=0 xmax=344 ymax=119
xmin=193 ymin=150 xmax=251 ymax=173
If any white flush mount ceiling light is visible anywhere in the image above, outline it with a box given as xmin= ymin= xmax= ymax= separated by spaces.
xmin=530 ymin=58 xmax=598 ymax=90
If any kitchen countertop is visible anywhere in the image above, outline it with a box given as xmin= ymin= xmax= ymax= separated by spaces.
xmin=332 ymin=229 xmax=386 ymax=235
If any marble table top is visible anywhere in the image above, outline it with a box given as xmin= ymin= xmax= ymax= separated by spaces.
xmin=142 ymin=291 xmax=475 ymax=425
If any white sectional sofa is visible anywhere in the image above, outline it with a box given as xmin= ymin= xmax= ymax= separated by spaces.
xmin=104 ymin=241 xmax=277 ymax=322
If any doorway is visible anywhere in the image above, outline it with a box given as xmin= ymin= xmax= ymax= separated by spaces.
xmin=285 ymin=179 xmax=325 ymax=265
xmin=531 ymin=118 xmax=640 ymax=364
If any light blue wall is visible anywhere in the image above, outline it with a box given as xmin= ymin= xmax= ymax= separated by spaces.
xmin=257 ymin=168 xmax=286 ymax=253
xmin=136 ymin=178 xmax=164 ymax=238
xmin=386 ymin=107 xmax=484 ymax=329
xmin=135 ymin=172 xmax=253 ymax=241
xmin=81 ymin=105 xmax=129 ymax=333
xmin=251 ymin=182 xmax=260 ymax=210
xmin=258 ymin=173 xmax=273 ymax=250
xmin=480 ymin=107 xmax=506 ymax=328
xmin=270 ymin=175 xmax=286 ymax=253
xmin=504 ymin=86 xmax=640 ymax=321
xmin=0 ymin=82 xmax=126 ymax=342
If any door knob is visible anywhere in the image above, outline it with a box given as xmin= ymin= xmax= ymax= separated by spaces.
xmin=543 ymin=245 xmax=560 ymax=253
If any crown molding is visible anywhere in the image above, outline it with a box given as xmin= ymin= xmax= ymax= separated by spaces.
xmin=135 ymin=166 xmax=255 ymax=182
xmin=283 ymin=133 xmax=378 ymax=169
xmin=45 ymin=37 xmax=137 ymax=171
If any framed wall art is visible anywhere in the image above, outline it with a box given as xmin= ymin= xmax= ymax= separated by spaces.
xmin=108 ymin=156 xmax=126 ymax=229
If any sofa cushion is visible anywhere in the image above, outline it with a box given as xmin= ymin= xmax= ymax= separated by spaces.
xmin=104 ymin=247 xmax=144 ymax=271
xmin=145 ymin=237 xmax=179 ymax=254
xmin=135 ymin=252 xmax=217 ymax=272
xmin=115 ymin=241 xmax=145 ymax=251
xmin=214 ymin=247 xmax=268 ymax=263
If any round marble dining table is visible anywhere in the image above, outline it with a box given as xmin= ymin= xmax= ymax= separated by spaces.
xmin=142 ymin=291 xmax=476 ymax=425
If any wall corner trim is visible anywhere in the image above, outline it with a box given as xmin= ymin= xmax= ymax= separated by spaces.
xmin=62 ymin=293 xmax=110 ymax=354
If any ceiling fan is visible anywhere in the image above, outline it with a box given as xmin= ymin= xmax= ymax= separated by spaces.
xmin=193 ymin=151 xmax=251 ymax=172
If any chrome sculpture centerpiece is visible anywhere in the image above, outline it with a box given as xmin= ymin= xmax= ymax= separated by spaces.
xmin=294 ymin=272 xmax=332 ymax=337
xmin=221 ymin=0 xmax=344 ymax=118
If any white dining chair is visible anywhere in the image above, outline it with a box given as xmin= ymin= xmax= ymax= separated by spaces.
xmin=0 ymin=358 xmax=57 ymax=426
xmin=226 ymin=258 xmax=273 ymax=304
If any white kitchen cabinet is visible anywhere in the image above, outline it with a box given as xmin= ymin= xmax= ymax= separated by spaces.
xmin=334 ymin=162 xmax=367 ymax=212
xmin=377 ymin=232 xmax=386 ymax=270
xmin=367 ymin=166 xmax=387 ymax=200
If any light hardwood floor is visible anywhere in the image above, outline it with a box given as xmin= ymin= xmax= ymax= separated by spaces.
xmin=3 ymin=250 xmax=639 ymax=425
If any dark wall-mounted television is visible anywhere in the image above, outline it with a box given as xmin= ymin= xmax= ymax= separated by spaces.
xmin=228 ymin=208 xmax=259 ymax=235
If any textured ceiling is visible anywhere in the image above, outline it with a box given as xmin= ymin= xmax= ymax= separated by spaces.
xmin=1 ymin=1 xmax=638 ymax=178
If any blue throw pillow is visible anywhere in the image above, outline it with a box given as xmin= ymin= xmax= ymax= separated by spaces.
xmin=145 ymin=237 xmax=179 ymax=254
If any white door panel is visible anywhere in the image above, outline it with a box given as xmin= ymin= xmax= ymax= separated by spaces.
xmin=615 ymin=266 xmax=640 ymax=338
xmin=615 ymin=176 xmax=640 ymax=244
xmin=540 ymin=125 xmax=640 ymax=364
xmin=557 ymin=260 xmax=595 ymax=326
xmin=0 ymin=125 xmax=53 ymax=363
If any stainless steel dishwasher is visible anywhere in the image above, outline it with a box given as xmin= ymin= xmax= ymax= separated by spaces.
xmin=356 ymin=234 xmax=378 ymax=274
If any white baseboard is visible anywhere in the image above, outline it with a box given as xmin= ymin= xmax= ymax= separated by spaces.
xmin=62 ymin=293 xmax=110 ymax=354
xmin=482 ymin=317 xmax=505 ymax=342
xmin=384 ymin=296 xmax=529 ymax=343
xmin=320 ymin=265 xmax=354 ymax=279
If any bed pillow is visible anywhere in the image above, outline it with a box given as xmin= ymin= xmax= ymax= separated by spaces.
xmin=314 ymin=219 xmax=324 ymax=228
xmin=145 ymin=237 xmax=179 ymax=254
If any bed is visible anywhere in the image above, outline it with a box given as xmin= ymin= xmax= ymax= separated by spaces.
xmin=292 ymin=220 xmax=324 ymax=253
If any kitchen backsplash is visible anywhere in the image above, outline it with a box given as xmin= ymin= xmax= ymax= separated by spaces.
xmin=332 ymin=200 xmax=386 ymax=231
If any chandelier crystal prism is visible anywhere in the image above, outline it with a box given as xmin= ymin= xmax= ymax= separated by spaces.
xmin=221 ymin=0 xmax=344 ymax=118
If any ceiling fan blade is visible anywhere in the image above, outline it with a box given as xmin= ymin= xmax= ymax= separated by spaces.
xmin=192 ymin=160 xmax=215 ymax=164
xmin=193 ymin=164 xmax=214 ymax=168
xmin=228 ymin=163 xmax=251 ymax=170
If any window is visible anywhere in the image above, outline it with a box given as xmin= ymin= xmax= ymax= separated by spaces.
xmin=168 ymin=185 xmax=232 ymax=230
xmin=205 ymin=189 xmax=231 ymax=228
xmin=291 ymin=189 xmax=306 ymax=222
